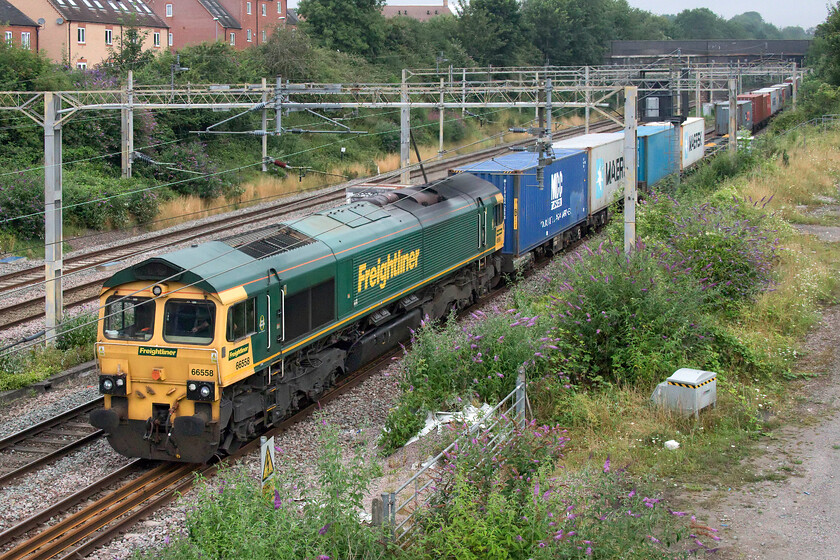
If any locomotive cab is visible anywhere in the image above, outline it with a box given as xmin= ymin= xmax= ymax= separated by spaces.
xmin=91 ymin=281 xmax=235 ymax=462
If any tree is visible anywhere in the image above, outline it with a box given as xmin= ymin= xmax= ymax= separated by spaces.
xmin=105 ymin=24 xmax=153 ymax=75
xmin=672 ymin=8 xmax=737 ymax=39
xmin=298 ymin=0 xmax=386 ymax=57
xmin=811 ymin=2 xmax=840 ymax=85
xmin=259 ymin=27 xmax=316 ymax=81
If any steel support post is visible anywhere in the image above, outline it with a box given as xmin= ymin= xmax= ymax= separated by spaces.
xmin=400 ymin=69 xmax=410 ymax=184
xmin=438 ymin=78 xmax=444 ymax=157
xmin=120 ymin=70 xmax=133 ymax=178
xmin=515 ymin=368 xmax=526 ymax=429
xmin=545 ymin=77 xmax=553 ymax=136
xmin=261 ymin=77 xmax=268 ymax=171
xmin=623 ymin=86 xmax=637 ymax=255
xmin=461 ymin=68 xmax=466 ymax=117
xmin=44 ymin=92 xmax=63 ymax=343
xmin=695 ymin=71 xmax=701 ymax=118
xmin=728 ymin=77 xmax=737 ymax=153
xmin=584 ymin=66 xmax=590 ymax=134
xmin=792 ymin=63 xmax=798 ymax=108
xmin=274 ymin=76 xmax=282 ymax=142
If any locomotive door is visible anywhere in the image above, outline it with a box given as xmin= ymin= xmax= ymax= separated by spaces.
xmin=263 ymin=270 xmax=285 ymax=357
xmin=477 ymin=197 xmax=487 ymax=249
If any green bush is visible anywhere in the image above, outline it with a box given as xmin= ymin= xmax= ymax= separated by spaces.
xmin=0 ymin=170 xmax=44 ymax=239
xmin=56 ymin=313 xmax=98 ymax=351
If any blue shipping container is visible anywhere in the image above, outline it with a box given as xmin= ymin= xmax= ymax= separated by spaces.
xmin=637 ymin=125 xmax=679 ymax=188
xmin=453 ymin=149 xmax=588 ymax=257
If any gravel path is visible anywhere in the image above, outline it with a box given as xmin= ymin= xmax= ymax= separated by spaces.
xmin=688 ymin=304 xmax=840 ymax=559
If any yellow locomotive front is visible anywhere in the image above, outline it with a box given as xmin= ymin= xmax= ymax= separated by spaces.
xmin=91 ymin=280 xmax=226 ymax=462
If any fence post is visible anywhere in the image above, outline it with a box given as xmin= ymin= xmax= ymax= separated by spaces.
xmin=371 ymin=497 xmax=384 ymax=526
xmin=516 ymin=367 xmax=526 ymax=429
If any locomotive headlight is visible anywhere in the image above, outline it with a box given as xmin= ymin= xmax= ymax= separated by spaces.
xmin=199 ymin=385 xmax=211 ymax=398
xmin=152 ymin=285 xmax=163 ymax=296
xmin=103 ymin=379 xmax=114 ymax=391
xmin=116 ymin=378 xmax=124 ymax=387
xmin=187 ymin=380 xmax=215 ymax=402
xmin=188 ymin=382 xmax=197 ymax=391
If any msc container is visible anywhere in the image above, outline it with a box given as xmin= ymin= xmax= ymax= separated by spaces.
xmin=738 ymin=92 xmax=770 ymax=128
xmin=680 ymin=117 xmax=705 ymax=170
xmin=636 ymin=124 xmax=679 ymax=189
xmin=453 ymin=149 xmax=588 ymax=263
xmin=715 ymin=100 xmax=752 ymax=136
xmin=552 ymin=132 xmax=625 ymax=216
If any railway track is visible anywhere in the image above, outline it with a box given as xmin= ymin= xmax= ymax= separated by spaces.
xmin=0 ymin=352 xmax=394 ymax=560
xmin=0 ymin=119 xmax=619 ymax=332
xmin=0 ymin=394 xmax=103 ymax=487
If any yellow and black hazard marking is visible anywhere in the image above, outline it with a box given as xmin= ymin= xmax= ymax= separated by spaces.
xmin=666 ymin=377 xmax=716 ymax=389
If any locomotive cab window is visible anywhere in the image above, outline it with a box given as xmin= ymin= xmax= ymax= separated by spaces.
xmin=163 ymin=300 xmax=216 ymax=345
xmin=104 ymin=296 xmax=155 ymax=341
xmin=494 ymin=202 xmax=503 ymax=226
xmin=227 ymin=298 xmax=256 ymax=342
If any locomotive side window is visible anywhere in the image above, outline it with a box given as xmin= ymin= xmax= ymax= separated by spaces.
xmin=494 ymin=202 xmax=503 ymax=226
xmin=104 ymin=296 xmax=155 ymax=341
xmin=226 ymin=298 xmax=256 ymax=342
xmin=163 ymin=300 xmax=216 ymax=345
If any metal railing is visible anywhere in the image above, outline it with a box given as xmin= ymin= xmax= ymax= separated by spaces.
xmin=376 ymin=372 xmax=527 ymax=543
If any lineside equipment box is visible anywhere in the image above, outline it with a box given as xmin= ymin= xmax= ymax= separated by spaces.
xmin=651 ymin=368 xmax=717 ymax=418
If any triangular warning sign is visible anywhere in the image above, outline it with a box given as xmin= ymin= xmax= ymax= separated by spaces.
xmin=262 ymin=446 xmax=275 ymax=482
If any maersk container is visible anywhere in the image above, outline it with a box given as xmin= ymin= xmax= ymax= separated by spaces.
xmin=552 ymin=132 xmax=625 ymax=216
xmin=637 ymin=124 xmax=679 ymax=189
xmin=453 ymin=149 xmax=588 ymax=259
xmin=680 ymin=117 xmax=705 ymax=170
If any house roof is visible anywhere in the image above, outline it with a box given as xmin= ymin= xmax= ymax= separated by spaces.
xmin=382 ymin=5 xmax=452 ymax=21
xmin=46 ymin=0 xmax=167 ymax=28
xmin=0 ymin=0 xmax=38 ymax=27
xmin=197 ymin=0 xmax=240 ymax=30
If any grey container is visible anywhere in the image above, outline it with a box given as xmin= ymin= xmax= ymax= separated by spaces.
xmin=651 ymin=368 xmax=717 ymax=418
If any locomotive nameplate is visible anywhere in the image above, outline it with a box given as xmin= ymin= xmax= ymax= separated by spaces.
xmin=138 ymin=346 xmax=177 ymax=358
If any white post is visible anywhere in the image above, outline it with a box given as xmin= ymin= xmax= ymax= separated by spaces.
xmin=623 ymin=86 xmax=637 ymax=255
xmin=121 ymin=70 xmax=133 ymax=178
xmin=461 ymin=68 xmax=466 ymax=118
xmin=44 ymin=93 xmax=63 ymax=343
xmin=261 ymin=77 xmax=268 ymax=171
xmin=584 ymin=66 xmax=590 ymax=134
xmin=728 ymin=77 xmax=737 ymax=153
xmin=400 ymin=69 xmax=410 ymax=184
xmin=438 ymin=78 xmax=444 ymax=157
xmin=792 ymin=62 xmax=798 ymax=108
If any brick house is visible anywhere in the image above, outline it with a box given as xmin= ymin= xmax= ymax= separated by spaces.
xmin=13 ymin=0 xmax=168 ymax=68
xmin=382 ymin=0 xmax=451 ymax=21
xmin=0 ymin=0 xmax=39 ymax=51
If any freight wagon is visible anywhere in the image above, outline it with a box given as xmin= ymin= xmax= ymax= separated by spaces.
xmin=737 ymin=92 xmax=771 ymax=129
xmin=715 ymin=100 xmax=753 ymax=137
xmin=552 ymin=132 xmax=625 ymax=226
xmin=452 ymin=149 xmax=588 ymax=272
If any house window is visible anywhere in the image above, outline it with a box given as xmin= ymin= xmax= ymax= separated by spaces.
xmin=247 ymin=29 xmax=252 ymax=42
xmin=77 ymin=61 xmax=87 ymax=69
xmin=277 ymin=1 xmax=281 ymax=13
xmin=261 ymin=3 xmax=266 ymax=16
xmin=77 ymin=27 xmax=86 ymax=44
xmin=4 ymin=31 xmax=11 ymax=45
xmin=153 ymin=32 xmax=160 ymax=46
xmin=246 ymin=2 xmax=251 ymax=14
xmin=21 ymin=32 xmax=30 ymax=49
xmin=168 ymin=33 xmax=173 ymax=46
xmin=165 ymin=3 xmax=172 ymax=16
xmin=229 ymin=32 xmax=235 ymax=45
xmin=261 ymin=29 xmax=266 ymax=42
xmin=105 ymin=29 xmax=112 ymax=45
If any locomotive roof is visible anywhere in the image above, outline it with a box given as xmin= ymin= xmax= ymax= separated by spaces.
xmin=103 ymin=174 xmax=500 ymax=298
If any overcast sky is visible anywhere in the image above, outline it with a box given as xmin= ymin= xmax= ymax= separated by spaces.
xmin=288 ymin=1 xmax=828 ymax=32
xmin=626 ymin=0 xmax=827 ymax=30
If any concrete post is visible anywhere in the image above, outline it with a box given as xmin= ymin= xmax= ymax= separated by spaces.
xmin=728 ymin=77 xmax=737 ymax=153
xmin=792 ymin=62 xmax=798 ymax=108
xmin=120 ymin=70 xmax=133 ymax=178
xmin=438 ymin=78 xmax=444 ymax=157
xmin=371 ymin=497 xmax=384 ymax=526
xmin=400 ymin=69 xmax=410 ymax=184
xmin=623 ymin=86 xmax=637 ymax=255
xmin=44 ymin=93 xmax=63 ymax=343
xmin=261 ymin=77 xmax=268 ymax=171
xmin=584 ymin=66 xmax=590 ymax=134
xmin=695 ymin=71 xmax=701 ymax=118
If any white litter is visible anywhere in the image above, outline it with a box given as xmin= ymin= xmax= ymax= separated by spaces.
xmin=404 ymin=403 xmax=495 ymax=446
xmin=664 ymin=440 xmax=680 ymax=450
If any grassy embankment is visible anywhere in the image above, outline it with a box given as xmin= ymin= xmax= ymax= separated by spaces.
xmin=133 ymin=125 xmax=840 ymax=560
